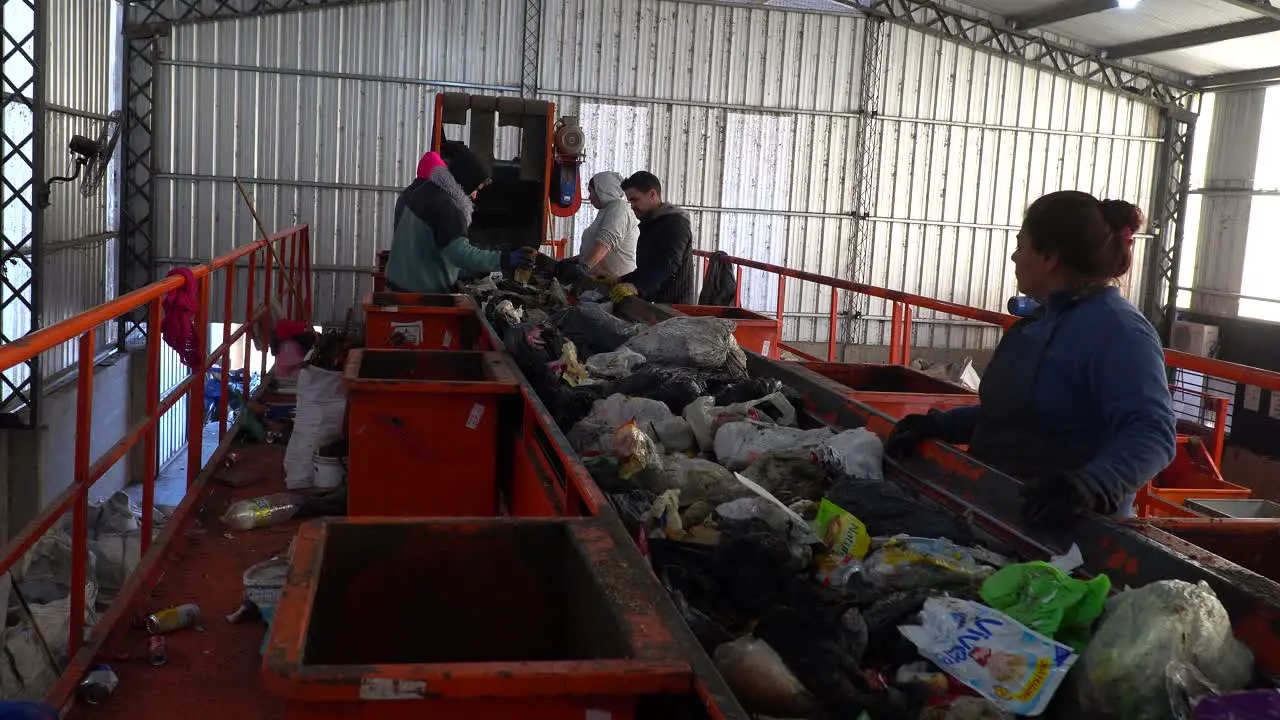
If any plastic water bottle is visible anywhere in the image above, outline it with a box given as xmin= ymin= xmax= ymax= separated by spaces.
xmin=1007 ymin=295 xmax=1041 ymax=318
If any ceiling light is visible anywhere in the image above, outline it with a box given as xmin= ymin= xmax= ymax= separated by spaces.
xmin=1116 ymin=0 xmax=1140 ymax=10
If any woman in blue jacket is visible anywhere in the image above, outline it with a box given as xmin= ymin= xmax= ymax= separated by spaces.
xmin=885 ymin=191 xmax=1176 ymax=525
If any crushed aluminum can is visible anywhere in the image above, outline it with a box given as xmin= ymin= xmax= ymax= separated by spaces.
xmin=146 ymin=603 xmax=201 ymax=635
xmin=148 ymin=635 xmax=168 ymax=666
xmin=78 ymin=664 xmax=119 ymax=704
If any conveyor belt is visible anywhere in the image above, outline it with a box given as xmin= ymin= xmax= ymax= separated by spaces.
xmin=612 ymin=296 xmax=1280 ymax=676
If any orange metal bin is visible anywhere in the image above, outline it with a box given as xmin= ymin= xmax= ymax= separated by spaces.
xmin=667 ymin=303 xmax=779 ymax=358
xmin=363 ymin=292 xmax=495 ymax=350
xmin=799 ymin=362 xmax=979 ymax=419
xmin=263 ymin=517 xmax=695 ymax=720
xmin=344 ymin=349 xmax=520 ymax=517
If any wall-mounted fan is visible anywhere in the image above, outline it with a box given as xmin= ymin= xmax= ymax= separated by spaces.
xmin=38 ymin=110 xmax=122 ymax=209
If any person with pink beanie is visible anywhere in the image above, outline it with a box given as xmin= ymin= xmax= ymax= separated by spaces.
xmin=386 ymin=141 xmax=532 ymax=293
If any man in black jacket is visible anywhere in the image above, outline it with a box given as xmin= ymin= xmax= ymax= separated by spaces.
xmin=610 ymin=171 xmax=695 ymax=305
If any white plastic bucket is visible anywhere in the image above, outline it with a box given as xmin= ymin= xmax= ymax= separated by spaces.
xmin=312 ymin=453 xmax=346 ymax=489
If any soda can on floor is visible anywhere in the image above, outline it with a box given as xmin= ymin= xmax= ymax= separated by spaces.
xmin=148 ymin=635 xmax=168 ymax=666
xmin=78 ymin=664 xmax=119 ymax=705
xmin=146 ymin=603 xmax=201 ymax=634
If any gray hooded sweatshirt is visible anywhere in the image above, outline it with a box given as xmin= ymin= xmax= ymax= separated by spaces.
xmin=578 ymin=171 xmax=639 ymax=277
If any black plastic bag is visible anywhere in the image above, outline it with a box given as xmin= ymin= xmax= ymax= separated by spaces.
xmin=612 ymin=365 xmax=739 ymax=415
xmin=713 ymin=377 xmax=785 ymax=406
xmin=698 ymin=251 xmax=738 ymax=307
xmin=543 ymin=381 xmax=614 ymax=430
xmin=826 ymin=476 xmax=975 ymax=544
xmin=550 ymin=304 xmax=633 ymax=357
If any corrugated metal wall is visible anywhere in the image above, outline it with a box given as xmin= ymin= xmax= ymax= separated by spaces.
xmin=155 ymin=0 xmax=1164 ymax=349
xmin=40 ymin=0 xmax=121 ymax=378
xmin=153 ymin=0 xmax=524 ymax=323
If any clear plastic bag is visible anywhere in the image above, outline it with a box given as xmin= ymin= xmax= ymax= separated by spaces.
xmin=222 ymin=493 xmax=304 ymax=531
xmin=612 ymin=421 xmax=663 ymax=480
xmin=817 ymin=428 xmax=885 ymax=481
xmin=1077 ymin=580 xmax=1254 ymax=720
xmin=713 ymin=421 xmax=833 ymax=472
xmin=566 ymin=393 xmax=673 ymax=455
xmin=861 ymin=535 xmax=996 ymax=591
xmin=584 ymin=347 xmax=647 ymax=379
xmin=713 ymin=636 xmax=818 ymax=718
xmin=623 ymin=316 xmax=738 ymax=368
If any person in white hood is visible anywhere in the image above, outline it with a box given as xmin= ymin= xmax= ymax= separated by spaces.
xmin=574 ymin=171 xmax=638 ymax=277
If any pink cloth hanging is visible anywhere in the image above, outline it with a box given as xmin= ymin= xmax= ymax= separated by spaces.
xmin=161 ymin=268 xmax=201 ymax=369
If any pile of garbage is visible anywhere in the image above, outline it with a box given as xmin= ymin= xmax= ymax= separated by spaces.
xmin=462 ymin=281 xmax=1270 ymax=720
xmin=0 ymin=491 xmax=173 ymax=700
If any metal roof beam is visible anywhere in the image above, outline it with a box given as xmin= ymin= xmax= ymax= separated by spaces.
xmin=1216 ymin=0 xmax=1280 ymax=22
xmin=1007 ymin=0 xmax=1117 ymax=30
xmin=1196 ymin=64 xmax=1280 ymax=90
xmin=1102 ymin=17 xmax=1280 ymax=58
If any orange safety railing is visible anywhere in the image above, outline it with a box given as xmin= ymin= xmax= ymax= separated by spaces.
xmin=693 ymin=249 xmax=1280 ymax=425
xmin=0 ymin=225 xmax=310 ymax=707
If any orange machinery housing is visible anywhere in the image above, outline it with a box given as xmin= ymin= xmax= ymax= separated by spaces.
xmin=431 ymin=92 xmax=583 ymax=257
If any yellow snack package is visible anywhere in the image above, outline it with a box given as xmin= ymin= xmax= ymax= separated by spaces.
xmin=812 ymin=498 xmax=871 ymax=587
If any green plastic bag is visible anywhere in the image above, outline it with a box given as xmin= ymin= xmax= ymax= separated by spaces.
xmin=979 ymin=561 xmax=1110 ymax=650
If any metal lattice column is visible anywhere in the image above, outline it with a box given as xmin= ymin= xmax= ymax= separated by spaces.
xmin=1143 ymin=104 xmax=1199 ymax=342
xmin=119 ymin=30 xmax=158 ymax=341
xmin=521 ymin=0 xmax=542 ymax=97
xmin=0 ymin=0 xmax=43 ymax=422
xmin=834 ymin=0 xmax=1196 ymax=112
xmin=842 ymin=17 xmax=884 ymax=349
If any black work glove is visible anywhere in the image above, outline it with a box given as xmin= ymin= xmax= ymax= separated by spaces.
xmin=884 ymin=413 xmax=942 ymax=460
xmin=1020 ymin=472 xmax=1110 ymax=529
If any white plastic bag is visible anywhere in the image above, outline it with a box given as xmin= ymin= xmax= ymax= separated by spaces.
xmin=624 ymin=316 xmax=738 ymax=368
xmin=584 ymin=347 xmax=647 ymax=379
xmin=817 ymin=428 xmax=885 ymax=480
xmin=653 ymin=416 xmax=697 ymax=453
xmin=899 ymin=596 xmax=1077 ymax=716
xmin=284 ymin=366 xmax=347 ymax=489
xmin=713 ymin=421 xmax=834 ymax=471
xmin=911 ymin=356 xmax=982 ymax=392
xmin=684 ymin=393 xmax=799 ymax=453
xmin=567 ymin=393 xmax=672 ymax=454
xmin=1077 ymin=580 xmax=1253 ymax=720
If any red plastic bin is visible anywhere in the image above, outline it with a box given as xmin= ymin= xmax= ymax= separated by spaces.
xmin=344 ymin=349 xmax=520 ymax=517
xmin=363 ymin=292 xmax=496 ymax=351
xmin=263 ymin=517 xmax=695 ymax=720
xmin=800 ymin=362 xmax=979 ymax=419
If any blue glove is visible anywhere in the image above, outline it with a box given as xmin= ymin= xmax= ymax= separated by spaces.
xmin=505 ymin=248 xmax=535 ymax=269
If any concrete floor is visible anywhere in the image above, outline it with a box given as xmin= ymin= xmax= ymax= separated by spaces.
xmin=124 ymin=422 xmax=225 ymax=509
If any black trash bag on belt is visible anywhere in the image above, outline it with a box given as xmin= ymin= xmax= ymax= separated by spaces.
xmin=550 ymin=304 xmax=634 ymax=357
xmin=826 ymin=476 xmax=975 ymax=545
xmin=756 ymin=604 xmax=916 ymax=720
xmin=503 ymin=323 xmax=565 ymax=383
xmin=542 ymin=381 xmax=615 ymax=430
xmin=612 ymin=365 xmax=739 ymax=415
xmin=698 ymin=251 xmax=738 ymax=307
xmin=713 ymin=377 xmax=784 ymax=406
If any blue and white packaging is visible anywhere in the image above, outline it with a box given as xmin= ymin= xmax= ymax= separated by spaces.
xmin=898 ymin=596 xmax=1077 ymax=716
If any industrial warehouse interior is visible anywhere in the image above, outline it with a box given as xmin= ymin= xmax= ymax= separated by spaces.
xmin=1 ymin=0 xmax=1279 ymax=717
